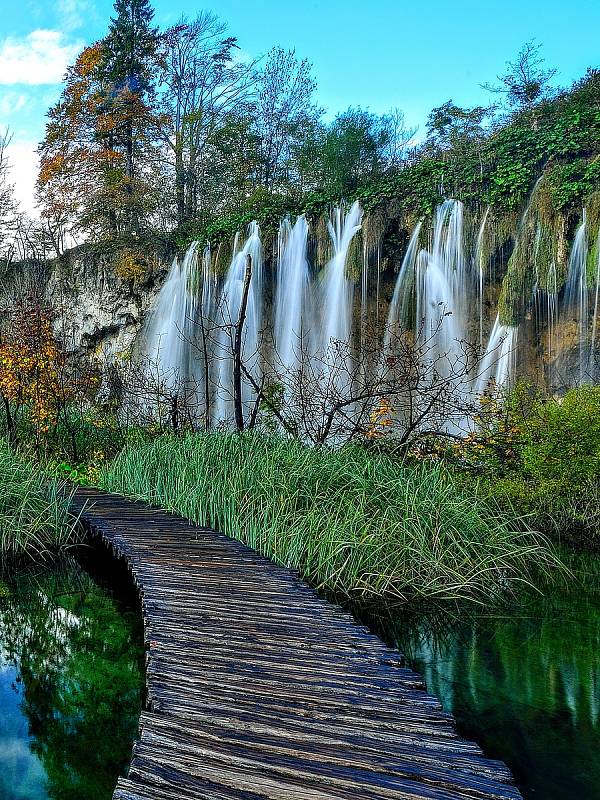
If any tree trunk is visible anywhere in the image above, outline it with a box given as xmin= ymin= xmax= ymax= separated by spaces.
xmin=175 ymin=131 xmax=185 ymax=228
xmin=233 ymin=255 xmax=252 ymax=432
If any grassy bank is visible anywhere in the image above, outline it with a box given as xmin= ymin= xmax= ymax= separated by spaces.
xmin=0 ymin=442 xmax=79 ymax=562
xmin=99 ymin=432 xmax=561 ymax=603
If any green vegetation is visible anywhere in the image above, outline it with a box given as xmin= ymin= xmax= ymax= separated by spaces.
xmin=459 ymin=385 xmax=600 ymax=546
xmin=0 ymin=442 xmax=79 ymax=561
xmin=99 ymin=432 xmax=560 ymax=603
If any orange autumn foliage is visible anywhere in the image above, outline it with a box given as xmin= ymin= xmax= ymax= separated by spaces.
xmin=0 ymin=301 xmax=98 ymax=437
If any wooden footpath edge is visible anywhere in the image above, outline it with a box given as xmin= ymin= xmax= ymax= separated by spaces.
xmin=71 ymin=487 xmax=523 ymax=800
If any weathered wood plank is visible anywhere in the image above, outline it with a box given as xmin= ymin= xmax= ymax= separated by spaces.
xmin=71 ymin=488 xmax=522 ymax=800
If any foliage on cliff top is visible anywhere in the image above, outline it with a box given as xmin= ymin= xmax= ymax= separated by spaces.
xmin=183 ymin=69 xmax=600 ymax=249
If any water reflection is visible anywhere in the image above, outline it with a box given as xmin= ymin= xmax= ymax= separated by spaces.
xmin=364 ymin=558 xmax=600 ymax=800
xmin=0 ymin=557 xmax=144 ymax=800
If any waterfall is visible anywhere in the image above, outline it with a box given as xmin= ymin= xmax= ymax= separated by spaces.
xmin=213 ymin=223 xmax=264 ymax=425
xmin=416 ymin=200 xmax=473 ymax=373
xmin=317 ymin=200 xmax=363 ymax=355
xmin=133 ymin=196 xmax=600 ymax=441
xmin=562 ymin=211 xmax=589 ymax=385
xmin=591 ymin=230 xmax=600 ymax=380
xmin=475 ymin=316 xmax=518 ymax=395
xmin=139 ymin=243 xmax=200 ymax=392
xmin=273 ymin=215 xmax=310 ymax=374
xmin=475 ymin=207 xmax=490 ymax=347
xmin=384 ymin=220 xmax=423 ymax=353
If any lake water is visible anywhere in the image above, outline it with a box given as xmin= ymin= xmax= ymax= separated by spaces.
xmin=365 ymin=556 xmax=600 ymax=799
xmin=0 ymin=555 xmax=144 ymax=800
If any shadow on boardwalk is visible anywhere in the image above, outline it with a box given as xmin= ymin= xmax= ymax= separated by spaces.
xmin=71 ymin=488 xmax=522 ymax=800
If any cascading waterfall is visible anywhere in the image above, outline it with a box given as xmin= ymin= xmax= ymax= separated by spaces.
xmin=317 ymin=200 xmax=363 ymax=356
xmin=475 ymin=317 xmax=518 ymax=396
xmin=134 ymin=197 xmax=599 ymax=441
xmin=415 ymin=200 xmax=472 ymax=362
xmin=139 ymin=242 xmax=201 ymax=391
xmin=591 ymin=231 xmax=600 ymax=379
xmin=383 ymin=221 xmax=423 ymax=353
xmin=562 ymin=210 xmax=589 ymax=385
xmin=213 ymin=222 xmax=264 ymax=425
xmin=475 ymin=207 xmax=490 ymax=348
xmin=274 ymin=215 xmax=310 ymax=374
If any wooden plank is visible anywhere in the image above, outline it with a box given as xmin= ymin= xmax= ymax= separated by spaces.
xmin=71 ymin=488 xmax=522 ymax=800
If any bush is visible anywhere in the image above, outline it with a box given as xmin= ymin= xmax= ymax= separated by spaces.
xmin=520 ymin=386 xmax=600 ymax=486
xmin=462 ymin=385 xmax=600 ymax=546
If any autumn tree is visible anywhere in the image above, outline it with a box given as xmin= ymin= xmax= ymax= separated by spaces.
xmin=38 ymin=44 xmax=112 ymax=240
xmin=38 ymin=1 xmax=162 ymax=241
xmin=0 ymin=295 xmax=64 ymax=447
xmin=0 ymin=289 xmax=100 ymax=455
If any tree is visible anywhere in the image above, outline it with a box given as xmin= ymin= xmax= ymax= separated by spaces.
xmin=37 ymin=1 xmax=163 ymax=240
xmin=424 ymin=101 xmax=491 ymax=154
xmin=254 ymin=48 xmax=320 ymax=191
xmin=300 ymin=107 xmax=414 ymax=196
xmin=98 ymin=0 xmax=161 ymax=231
xmin=483 ymin=40 xmax=557 ymax=110
xmin=0 ymin=130 xmax=20 ymax=260
xmin=0 ymin=285 xmax=100 ymax=454
xmin=157 ymin=13 xmax=257 ymax=226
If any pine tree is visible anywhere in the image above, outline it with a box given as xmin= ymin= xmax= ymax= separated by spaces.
xmin=98 ymin=0 xmax=160 ymax=230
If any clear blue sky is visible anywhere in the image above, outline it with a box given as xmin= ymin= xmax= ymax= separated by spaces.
xmin=1 ymin=0 xmax=599 ymax=211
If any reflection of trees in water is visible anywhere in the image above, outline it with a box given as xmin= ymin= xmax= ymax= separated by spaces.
xmin=0 ymin=558 xmax=144 ymax=800
xmin=361 ymin=560 xmax=600 ymax=799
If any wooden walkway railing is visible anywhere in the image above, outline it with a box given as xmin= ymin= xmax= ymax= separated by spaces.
xmin=72 ymin=488 xmax=522 ymax=800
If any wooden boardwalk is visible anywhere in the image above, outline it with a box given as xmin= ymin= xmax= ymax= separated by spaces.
xmin=72 ymin=488 xmax=522 ymax=800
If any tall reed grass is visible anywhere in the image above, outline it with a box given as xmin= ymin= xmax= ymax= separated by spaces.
xmin=0 ymin=442 xmax=79 ymax=561
xmin=100 ymin=433 xmax=562 ymax=602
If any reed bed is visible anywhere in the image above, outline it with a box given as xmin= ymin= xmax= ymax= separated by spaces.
xmin=0 ymin=442 xmax=79 ymax=561
xmin=100 ymin=433 xmax=562 ymax=602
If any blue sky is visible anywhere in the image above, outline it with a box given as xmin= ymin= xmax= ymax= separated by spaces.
xmin=1 ymin=0 xmax=599 ymax=213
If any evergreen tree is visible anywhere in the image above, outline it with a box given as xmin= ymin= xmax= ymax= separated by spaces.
xmin=98 ymin=0 xmax=161 ymax=230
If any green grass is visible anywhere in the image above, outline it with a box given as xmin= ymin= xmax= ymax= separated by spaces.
xmin=0 ymin=442 xmax=80 ymax=562
xmin=99 ymin=432 xmax=562 ymax=603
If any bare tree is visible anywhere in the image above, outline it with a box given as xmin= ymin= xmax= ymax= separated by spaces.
xmin=0 ymin=130 xmax=20 ymax=261
xmin=482 ymin=40 xmax=557 ymax=111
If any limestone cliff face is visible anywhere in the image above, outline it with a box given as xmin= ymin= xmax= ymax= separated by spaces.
xmin=42 ymin=248 xmax=169 ymax=358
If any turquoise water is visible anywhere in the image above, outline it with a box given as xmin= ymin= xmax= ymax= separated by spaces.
xmin=0 ymin=557 xmax=144 ymax=800
xmin=367 ymin=558 xmax=600 ymax=799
